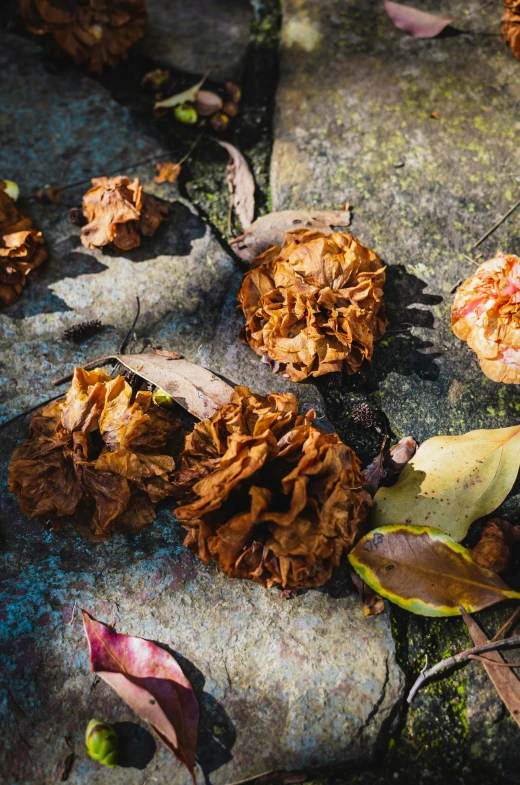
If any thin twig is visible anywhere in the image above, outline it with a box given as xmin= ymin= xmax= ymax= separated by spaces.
xmin=176 ymin=132 xmax=204 ymax=167
xmin=407 ymin=633 xmax=520 ymax=703
xmin=462 ymin=253 xmax=480 ymax=267
xmin=472 ymin=197 xmax=520 ymax=249
xmin=119 ymin=296 xmax=141 ymax=354
xmin=461 ymin=0 xmax=495 ymax=18
xmin=468 ymin=654 xmax=520 ymax=667
xmin=492 ymin=605 xmax=520 ymax=642
xmin=224 ymin=771 xmax=275 ymax=785
xmin=52 ymin=355 xmax=115 ymax=386
xmin=0 ymin=391 xmax=65 ymax=430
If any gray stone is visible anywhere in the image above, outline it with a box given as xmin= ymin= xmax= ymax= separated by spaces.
xmin=138 ymin=0 xmax=254 ymax=81
xmin=0 ymin=21 xmax=403 ymax=785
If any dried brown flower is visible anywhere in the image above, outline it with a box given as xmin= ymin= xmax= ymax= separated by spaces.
xmin=238 ymin=229 xmax=387 ymax=382
xmin=154 ymin=162 xmax=182 ymax=185
xmin=81 ymin=177 xmax=168 ymax=251
xmin=502 ymin=0 xmax=520 ymax=59
xmin=0 ymin=187 xmax=48 ymax=307
xmin=471 ymin=518 xmax=520 ymax=574
xmin=8 ymin=368 xmax=183 ymax=539
xmin=19 ymin=0 xmax=146 ymax=73
xmin=452 ymin=251 xmax=520 ymax=383
xmin=174 ymin=386 xmax=371 ymax=588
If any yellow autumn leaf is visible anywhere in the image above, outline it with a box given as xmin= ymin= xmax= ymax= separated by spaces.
xmin=371 ymin=425 xmax=520 ymax=541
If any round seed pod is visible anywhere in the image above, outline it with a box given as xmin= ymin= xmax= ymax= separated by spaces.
xmin=85 ymin=719 xmax=119 ymax=768
xmin=174 ymin=103 xmax=198 ymax=125
xmin=209 ymin=112 xmax=230 ymax=133
xmin=153 ymin=388 xmax=175 ymax=407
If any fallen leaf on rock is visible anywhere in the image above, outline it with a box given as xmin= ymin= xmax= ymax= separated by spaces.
xmin=116 ymin=353 xmax=234 ymax=419
xmin=155 ymin=162 xmax=182 ymax=184
xmin=82 ymin=611 xmax=199 ymax=779
xmin=81 ymin=176 xmax=167 ymax=251
xmin=383 ymin=0 xmax=455 ymax=38
xmin=20 ymin=0 xmax=146 ymax=73
xmin=502 ymin=0 xmax=520 ymax=60
xmin=372 ymin=425 xmax=520 ymax=541
xmin=174 ymin=386 xmax=371 ymax=588
xmin=0 ymin=186 xmax=48 ymax=307
xmin=230 ymin=208 xmax=351 ymax=261
xmin=349 ymin=525 xmax=520 ymax=616
xmin=387 ymin=435 xmax=418 ymax=474
xmin=154 ymin=70 xmax=211 ymax=110
xmin=217 ymin=140 xmax=255 ymax=231
xmin=460 ymin=607 xmax=520 ymax=728
xmin=471 ymin=518 xmax=520 ymax=574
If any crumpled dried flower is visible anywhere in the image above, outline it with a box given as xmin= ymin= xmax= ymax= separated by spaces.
xmin=470 ymin=518 xmax=520 ymax=574
xmin=238 ymin=229 xmax=387 ymax=382
xmin=8 ymin=368 xmax=183 ymax=539
xmin=174 ymin=386 xmax=371 ymax=588
xmin=0 ymin=186 xmax=47 ymax=307
xmin=19 ymin=0 xmax=146 ymax=73
xmin=502 ymin=0 xmax=520 ymax=59
xmin=452 ymin=251 xmax=520 ymax=383
xmin=81 ymin=177 xmax=168 ymax=251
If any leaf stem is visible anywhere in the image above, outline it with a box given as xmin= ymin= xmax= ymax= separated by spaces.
xmin=407 ymin=633 xmax=520 ymax=703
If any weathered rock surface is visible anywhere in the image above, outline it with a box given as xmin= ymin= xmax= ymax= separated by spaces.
xmin=272 ymin=1 xmax=520 ymax=781
xmin=138 ymin=0 xmax=253 ymax=81
xmin=0 ymin=25 xmax=403 ymax=785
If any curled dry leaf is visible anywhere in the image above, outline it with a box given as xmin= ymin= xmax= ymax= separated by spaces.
xmin=460 ymin=607 xmax=520 ymax=729
xmin=349 ymin=525 xmax=520 ymax=617
xmin=372 ymin=425 xmax=520 ymax=542
xmin=363 ymin=439 xmax=387 ymax=497
xmin=116 ymin=353 xmax=234 ymax=419
xmin=81 ymin=177 xmax=168 ymax=251
xmin=217 ymin=140 xmax=255 ymax=231
xmin=452 ymin=252 xmax=520 ymax=383
xmin=383 ymin=0 xmax=455 ymax=38
xmin=154 ymin=70 xmax=211 ymax=110
xmin=82 ymin=611 xmax=199 ymax=779
xmin=0 ymin=186 xmax=48 ymax=307
xmin=174 ymin=386 xmax=371 ymax=589
xmin=19 ymin=0 xmax=146 ymax=73
xmin=8 ymin=368 xmax=183 ymax=539
xmin=155 ymin=162 xmax=182 ymax=185
xmin=238 ymin=229 xmax=387 ymax=381
xmin=502 ymin=1 xmax=520 ymax=60
xmin=230 ymin=208 xmax=351 ymax=262
xmin=471 ymin=518 xmax=520 ymax=574
xmin=387 ymin=435 xmax=418 ymax=474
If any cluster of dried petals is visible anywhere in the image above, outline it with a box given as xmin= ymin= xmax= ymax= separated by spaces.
xmin=174 ymin=386 xmax=371 ymax=588
xmin=0 ymin=186 xmax=47 ymax=307
xmin=452 ymin=251 xmax=520 ymax=383
xmin=81 ymin=177 xmax=168 ymax=251
xmin=238 ymin=229 xmax=387 ymax=382
xmin=8 ymin=368 xmax=183 ymax=539
xmin=501 ymin=0 xmax=520 ymax=59
xmin=19 ymin=0 xmax=146 ymax=73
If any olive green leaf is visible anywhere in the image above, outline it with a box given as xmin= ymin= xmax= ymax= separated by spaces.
xmin=371 ymin=425 xmax=520 ymax=541
xmin=348 ymin=525 xmax=520 ymax=617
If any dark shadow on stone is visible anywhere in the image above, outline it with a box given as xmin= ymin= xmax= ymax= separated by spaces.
xmin=102 ymin=201 xmax=206 ymax=263
xmin=113 ymin=721 xmax=156 ymax=769
xmin=152 ymin=642 xmax=236 ymax=778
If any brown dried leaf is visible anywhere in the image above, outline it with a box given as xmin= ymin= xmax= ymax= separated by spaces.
xmin=471 ymin=518 xmax=520 ymax=574
xmin=230 ymin=208 xmax=352 ymax=262
xmin=502 ymin=1 xmax=520 ymax=60
xmin=363 ymin=438 xmax=387 ymax=496
xmin=19 ymin=0 xmax=146 ymax=73
xmin=387 ymin=435 xmax=418 ymax=474
xmin=81 ymin=177 xmax=167 ymax=250
xmin=35 ymin=185 xmax=61 ymax=203
xmin=154 ymin=162 xmax=182 ymax=185
xmin=0 ymin=190 xmax=48 ymax=307
xmin=115 ymin=353 xmax=234 ymax=420
xmin=217 ymin=141 xmax=255 ymax=231
xmin=238 ymin=229 xmax=387 ymax=381
xmin=461 ymin=607 xmax=520 ymax=728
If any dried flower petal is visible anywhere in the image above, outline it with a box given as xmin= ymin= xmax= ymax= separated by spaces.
xmin=452 ymin=251 xmax=520 ymax=383
xmin=174 ymin=387 xmax=371 ymax=588
xmin=238 ymin=229 xmax=387 ymax=381
xmin=0 ymin=189 xmax=48 ymax=307
xmin=154 ymin=162 xmax=182 ymax=185
xmin=8 ymin=368 xmax=183 ymax=539
xmin=502 ymin=0 xmax=520 ymax=59
xmin=81 ymin=177 xmax=167 ymax=251
xmin=19 ymin=0 xmax=147 ymax=73
xmin=470 ymin=518 xmax=520 ymax=574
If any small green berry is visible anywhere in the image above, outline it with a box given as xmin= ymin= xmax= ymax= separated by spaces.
xmin=152 ymin=388 xmax=174 ymax=407
xmin=2 ymin=180 xmax=19 ymax=201
xmin=85 ymin=719 xmax=119 ymax=768
xmin=173 ymin=103 xmax=198 ymax=125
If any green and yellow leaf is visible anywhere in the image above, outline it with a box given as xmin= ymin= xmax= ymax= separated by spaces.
xmin=348 ymin=525 xmax=520 ymax=617
xmin=371 ymin=425 xmax=520 ymax=541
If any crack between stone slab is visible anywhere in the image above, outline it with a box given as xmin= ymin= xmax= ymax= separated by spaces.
xmin=357 ymin=657 xmax=390 ymax=740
